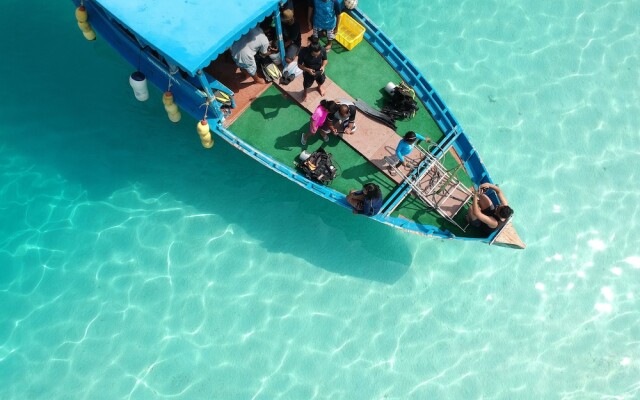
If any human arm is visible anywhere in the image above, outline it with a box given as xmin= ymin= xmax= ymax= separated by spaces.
xmin=297 ymin=49 xmax=313 ymax=74
xmin=479 ymin=183 xmax=508 ymax=206
xmin=257 ymin=34 xmax=270 ymax=57
xmin=320 ymin=53 xmax=328 ymax=71
xmin=395 ymin=141 xmax=407 ymax=165
xmin=343 ymin=105 xmax=356 ymax=134
xmin=334 ymin=0 xmax=342 ymax=27
xmin=472 ymin=189 xmax=498 ymax=228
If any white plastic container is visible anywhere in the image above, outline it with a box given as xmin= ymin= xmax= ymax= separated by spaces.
xmin=129 ymin=71 xmax=149 ymax=101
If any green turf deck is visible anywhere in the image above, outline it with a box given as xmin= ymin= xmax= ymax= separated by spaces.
xmin=325 ymin=39 xmax=444 ymax=143
xmin=228 ymin=39 xmax=483 ymax=239
xmin=228 ymin=85 xmax=397 ymax=196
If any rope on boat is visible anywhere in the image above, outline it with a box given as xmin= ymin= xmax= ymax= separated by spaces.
xmin=200 ymin=98 xmax=212 ymax=121
xmin=167 ymin=65 xmax=178 ymax=92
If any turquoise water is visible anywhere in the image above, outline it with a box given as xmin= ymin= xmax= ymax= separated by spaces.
xmin=1 ymin=0 xmax=639 ymax=398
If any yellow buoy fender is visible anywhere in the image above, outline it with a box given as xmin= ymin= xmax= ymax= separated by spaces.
xmin=75 ymin=6 xmax=88 ymax=22
xmin=162 ymin=92 xmax=181 ymax=122
xmin=75 ymin=6 xmax=96 ymax=41
xmin=197 ymin=120 xmax=214 ymax=148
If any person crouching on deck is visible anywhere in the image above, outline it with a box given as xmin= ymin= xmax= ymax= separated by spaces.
xmin=318 ymin=101 xmax=357 ymax=141
xmin=347 ymin=183 xmax=383 ymax=216
xmin=298 ymin=37 xmax=328 ymax=101
xmin=467 ymin=183 xmax=513 ymax=234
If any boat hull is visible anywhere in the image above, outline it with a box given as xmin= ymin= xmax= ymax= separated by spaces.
xmin=70 ymin=0 xmax=523 ymax=248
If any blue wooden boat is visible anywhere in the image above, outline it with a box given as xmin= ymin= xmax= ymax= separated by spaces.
xmin=70 ymin=0 xmax=525 ymax=249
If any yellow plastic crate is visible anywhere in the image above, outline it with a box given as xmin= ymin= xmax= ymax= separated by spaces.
xmin=335 ymin=12 xmax=365 ymax=50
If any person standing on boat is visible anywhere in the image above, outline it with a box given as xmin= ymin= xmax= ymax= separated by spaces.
xmin=230 ymin=24 xmax=271 ymax=84
xmin=390 ymin=131 xmax=429 ymax=172
xmin=280 ymin=9 xmax=302 ymax=64
xmin=307 ymin=0 xmax=342 ymax=51
xmin=301 ymin=99 xmax=336 ymax=145
xmin=298 ymin=39 xmax=328 ymax=101
xmin=347 ymin=183 xmax=383 ymax=216
xmin=320 ymin=101 xmax=357 ymax=140
xmin=467 ymin=183 xmax=514 ymax=234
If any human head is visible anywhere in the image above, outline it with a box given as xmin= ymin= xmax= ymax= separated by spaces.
xmin=309 ymin=42 xmax=322 ymax=56
xmin=260 ymin=19 xmax=273 ymax=34
xmin=363 ymin=183 xmax=381 ymax=199
xmin=320 ymin=99 xmax=335 ymax=110
xmin=309 ymin=35 xmax=320 ymax=45
xmin=281 ymin=9 xmax=294 ymax=25
xmin=404 ymin=131 xmax=417 ymax=143
xmin=495 ymin=205 xmax=513 ymax=220
xmin=338 ymin=104 xmax=350 ymax=117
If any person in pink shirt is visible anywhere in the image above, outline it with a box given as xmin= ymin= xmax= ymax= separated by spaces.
xmin=301 ymin=99 xmax=336 ymax=145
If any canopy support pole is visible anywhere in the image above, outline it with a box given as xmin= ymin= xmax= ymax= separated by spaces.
xmin=273 ymin=11 xmax=287 ymax=69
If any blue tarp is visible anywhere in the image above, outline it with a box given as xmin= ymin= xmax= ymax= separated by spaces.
xmin=95 ymin=0 xmax=281 ymax=75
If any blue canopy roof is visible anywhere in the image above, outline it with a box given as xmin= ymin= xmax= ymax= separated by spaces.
xmin=95 ymin=0 xmax=281 ymax=75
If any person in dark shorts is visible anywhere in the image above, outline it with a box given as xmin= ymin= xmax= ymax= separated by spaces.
xmin=298 ymin=38 xmax=328 ymax=101
xmin=347 ymin=183 xmax=383 ymax=216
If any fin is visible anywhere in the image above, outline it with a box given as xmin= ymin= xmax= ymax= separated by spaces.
xmin=261 ymin=63 xmax=281 ymax=82
xmin=354 ymin=99 xmax=397 ymax=130
xmin=213 ymin=90 xmax=232 ymax=106
xmin=279 ymin=71 xmax=295 ymax=85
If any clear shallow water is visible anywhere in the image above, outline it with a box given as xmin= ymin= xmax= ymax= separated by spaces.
xmin=1 ymin=0 xmax=639 ymax=399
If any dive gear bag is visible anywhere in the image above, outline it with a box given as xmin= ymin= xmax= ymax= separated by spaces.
xmin=381 ymin=81 xmax=419 ymax=120
xmin=298 ymin=148 xmax=337 ymax=185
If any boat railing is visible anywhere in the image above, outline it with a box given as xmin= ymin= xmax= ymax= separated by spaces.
xmin=380 ymin=140 xmax=472 ymax=231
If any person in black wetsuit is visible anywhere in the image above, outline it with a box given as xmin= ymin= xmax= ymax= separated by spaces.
xmin=467 ymin=183 xmax=513 ymax=234
xmin=298 ymin=37 xmax=328 ymax=101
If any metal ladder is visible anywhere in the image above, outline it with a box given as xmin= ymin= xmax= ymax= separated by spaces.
xmin=384 ymin=142 xmax=472 ymax=231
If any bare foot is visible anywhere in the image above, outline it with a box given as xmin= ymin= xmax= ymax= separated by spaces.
xmin=253 ymin=76 xmax=266 ymax=84
xmin=318 ymin=85 xmax=325 ymax=96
